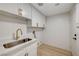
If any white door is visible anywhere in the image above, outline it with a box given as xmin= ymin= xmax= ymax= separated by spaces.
xmin=72 ymin=4 xmax=79 ymax=56
xmin=72 ymin=22 xmax=79 ymax=56
xmin=75 ymin=24 xmax=79 ymax=55
xmin=72 ymin=23 xmax=77 ymax=55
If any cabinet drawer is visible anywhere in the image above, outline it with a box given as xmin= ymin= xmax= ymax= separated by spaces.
xmin=13 ymin=48 xmax=27 ymax=56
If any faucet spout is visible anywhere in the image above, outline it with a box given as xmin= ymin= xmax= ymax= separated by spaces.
xmin=16 ymin=28 xmax=23 ymax=40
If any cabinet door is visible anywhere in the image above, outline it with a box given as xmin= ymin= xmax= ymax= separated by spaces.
xmin=0 ymin=3 xmax=32 ymax=19
xmin=14 ymin=48 xmax=27 ymax=56
xmin=17 ymin=3 xmax=32 ymax=19
xmin=27 ymin=42 xmax=37 ymax=56
xmin=0 ymin=3 xmax=18 ymax=15
xmin=23 ymin=4 xmax=32 ymax=19
xmin=32 ymin=7 xmax=45 ymax=27
xmin=32 ymin=7 xmax=39 ymax=27
xmin=39 ymin=15 xmax=46 ymax=27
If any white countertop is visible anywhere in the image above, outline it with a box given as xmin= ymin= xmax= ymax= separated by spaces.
xmin=0 ymin=38 xmax=37 ymax=56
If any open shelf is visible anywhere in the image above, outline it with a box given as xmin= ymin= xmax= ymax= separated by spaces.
xmin=0 ymin=10 xmax=31 ymax=21
xmin=0 ymin=9 xmax=45 ymax=32
xmin=27 ymin=26 xmax=45 ymax=32
xmin=27 ymin=26 xmax=45 ymax=29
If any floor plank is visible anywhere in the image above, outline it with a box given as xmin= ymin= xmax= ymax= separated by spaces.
xmin=37 ymin=44 xmax=72 ymax=56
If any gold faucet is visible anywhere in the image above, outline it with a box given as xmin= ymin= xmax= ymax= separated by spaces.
xmin=16 ymin=28 xmax=23 ymax=40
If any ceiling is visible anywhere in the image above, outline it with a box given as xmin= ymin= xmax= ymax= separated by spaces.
xmin=32 ymin=3 xmax=74 ymax=16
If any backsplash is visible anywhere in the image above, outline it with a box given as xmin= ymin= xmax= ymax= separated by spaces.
xmin=0 ymin=15 xmax=27 ymax=41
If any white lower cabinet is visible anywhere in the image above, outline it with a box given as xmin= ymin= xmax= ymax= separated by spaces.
xmin=13 ymin=42 xmax=37 ymax=56
xmin=14 ymin=48 xmax=27 ymax=56
xmin=27 ymin=42 xmax=37 ymax=56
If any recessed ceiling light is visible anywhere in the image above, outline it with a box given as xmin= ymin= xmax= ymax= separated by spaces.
xmin=55 ymin=3 xmax=60 ymax=6
xmin=38 ymin=3 xmax=44 ymax=6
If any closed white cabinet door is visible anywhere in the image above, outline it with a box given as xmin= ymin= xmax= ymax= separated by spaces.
xmin=27 ymin=42 xmax=37 ymax=56
xmin=32 ymin=7 xmax=39 ymax=27
xmin=32 ymin=7 xmax=45 ymax=27
xmin=22 ymin=4 xmax=31 ymax=19
xmin=0 ymin=3 xmax=18 ymax=15
xmin=17 ymin=3 xmax=31 ymax=19
xmin=15 ymin=42 xmax=37 ymax=56
xmin=14 ymin=48 xmax=27 ymax=56
xmin=0 ymin=3 xmax=32 ymax=19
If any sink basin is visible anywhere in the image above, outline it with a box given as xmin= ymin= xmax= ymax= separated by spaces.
xmin=3 ymin=38 xmax=32 ymax=48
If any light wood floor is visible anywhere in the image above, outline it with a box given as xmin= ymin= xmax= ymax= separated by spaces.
xmin=37 ymin=44 xmax=72 ymax=56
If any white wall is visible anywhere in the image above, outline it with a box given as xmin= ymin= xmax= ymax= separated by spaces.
xmin=0 ymin=15 xmax=27 ymax=41
xmin=42 ymin=13 xmax=71 ymax=51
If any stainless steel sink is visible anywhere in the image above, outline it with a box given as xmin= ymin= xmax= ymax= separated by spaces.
xmin=3 ymin=38 xmax=32 ymax=48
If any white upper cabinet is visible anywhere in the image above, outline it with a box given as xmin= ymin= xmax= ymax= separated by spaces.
xmin=0 ymin=3 xmax=45 ymax=27
xmin=0 ymin=3 xmax=32 ymax=19
xmin=0 ymin=3 xmax=18 ymax=15
xmin=17 ymin=3 xmax=32 ymax=19
xmin=32 ymin=7 xmax=46 ymax=27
